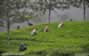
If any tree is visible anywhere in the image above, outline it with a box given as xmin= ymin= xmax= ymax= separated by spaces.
xmin=32 ymin=0 xmax=70 ymax=24
xmin=82 ymin=0 xmax=89 ymax=21
xmin=67 ymin=0 xmax=89 ymax=21
xmin=32 ymin=0 xmax=89 ymax=22
xmin=0 ymin=0 xmax=32 ymax=49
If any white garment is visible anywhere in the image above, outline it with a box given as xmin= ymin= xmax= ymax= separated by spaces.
xmin=44 ymin=26 xmax=48 ymax=32
xmin=31 ymin=29 xmax=36 ymax=35
xmin=58 ymin=23 xmax=62 ymax=28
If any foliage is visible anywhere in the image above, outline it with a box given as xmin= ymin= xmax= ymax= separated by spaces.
xmin=0 ymin=0 xmax=33 ymax=23
xmin=0 ymin=21 xmax=89 ymax=56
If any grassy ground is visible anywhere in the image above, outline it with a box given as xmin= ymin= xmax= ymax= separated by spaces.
xmin=0 ymin=21 xmax=89 ymax=56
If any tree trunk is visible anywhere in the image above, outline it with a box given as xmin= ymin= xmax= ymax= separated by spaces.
xmin=6 ymin=11 xmax=10 ymax=49
xmin=83 ymin=0 xmax=86 ymax=21
xmin=48 ymin=9 xmax=51 ymax=24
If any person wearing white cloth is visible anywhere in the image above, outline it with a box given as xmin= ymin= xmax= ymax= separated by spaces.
xmin=44 ymin=24 xmax=49 ymax=32
xmin=58 ymin=22 xmax=64 ymax=28
xmin=58 ymin=9 xmax=68 ymax=29
xmin=31 ymin=27 xmax=37 ymax=36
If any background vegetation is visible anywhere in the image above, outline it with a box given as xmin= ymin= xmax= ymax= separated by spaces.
xmin=0 ymin=21 xmax=89 ymax=56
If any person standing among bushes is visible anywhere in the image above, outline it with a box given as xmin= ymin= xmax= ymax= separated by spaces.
xmin=19 ymin=43 xmax=27 ymax=51
xmin=17 ymin=25 xmax=20 ymax=30
xmin=31 ymin=26 xmax=37 ymax=36
xmin=70 ymin=19 xmax=73 ymax=22
xmin=58 ymin=22 xmax=64 ymax=28
xmin=44 ymin=24 xmax=49 ymax=32
xmin=58 ymin=10 xmax=68 ymax=29
xmin=28 ymin=22 xmax=33 ymax=26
